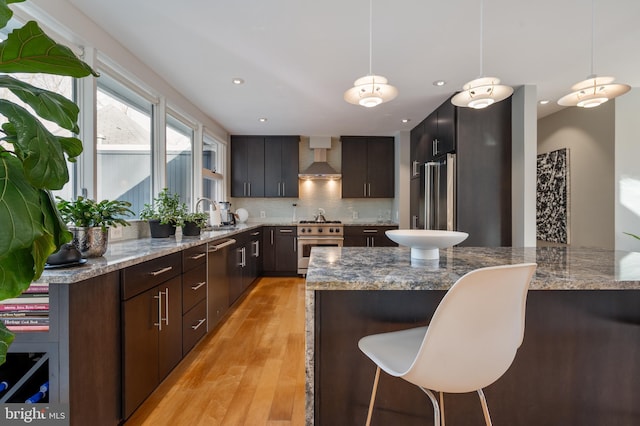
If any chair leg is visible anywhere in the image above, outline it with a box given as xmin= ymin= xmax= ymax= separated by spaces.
xmin=419 ymin=387 xmax=441 ymax=426
xmin=476 ymin=388 xmax=493 ymax=426
xmin=439 ymin=391 xmax=445 ymax=426
xmin=365 ymin=367 xmax=381 ymax=426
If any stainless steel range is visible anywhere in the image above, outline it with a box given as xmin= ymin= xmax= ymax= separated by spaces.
xmin=297 ymin=220 xmax=343 ymax=275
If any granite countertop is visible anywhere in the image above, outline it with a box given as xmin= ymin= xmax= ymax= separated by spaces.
xmin=37 ymin=223 xmax=264 ymax=284
xmin=305 ymin=246 xmax=640 ymax=290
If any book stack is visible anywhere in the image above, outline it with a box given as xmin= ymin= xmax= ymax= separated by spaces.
xmin=0 ymin=283 xmax=49 ymax=332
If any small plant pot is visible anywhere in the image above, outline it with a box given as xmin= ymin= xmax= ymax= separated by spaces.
xmin=70 ymin=226 xmax=109 ymax=257
xmin=182 ymin=221 xmax=202 ymax=237
xmin=148 ymin=219 xmax=174 ymax=238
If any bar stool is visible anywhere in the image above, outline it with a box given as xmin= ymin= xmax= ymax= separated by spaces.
xmin=358 ymin=263 xmax=537 ymax=425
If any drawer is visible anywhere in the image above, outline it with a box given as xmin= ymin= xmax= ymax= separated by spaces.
xmin=121 ymin=252 xmax=182 ymax=300
xmin=183 ymin=244 xmax=207 ymax=272
xmin=182 ymin=264 xmax=206 ymax=313
xmin=182 ymin=299 xmax=207 ymax=355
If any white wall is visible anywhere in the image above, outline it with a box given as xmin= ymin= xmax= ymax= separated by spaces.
xmin=615 ymin=89 xmax=640 ymax=252
xmin=538 ymin=101 xmax=615 ymax=249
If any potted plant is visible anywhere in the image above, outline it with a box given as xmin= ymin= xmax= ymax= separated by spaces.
xmin=0 ymin=1 xmax=98 ymax=364
xmin=140 ymin=188 xmax=186 ymax=238
xmin=55 ymin=196 xmax=134 ymax=257
xmin=179 ymin=211 xmax=210 ymax=237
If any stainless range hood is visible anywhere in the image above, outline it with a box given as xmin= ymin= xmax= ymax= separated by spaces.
xmin=298 ymin=136 xmax=341 ymax=180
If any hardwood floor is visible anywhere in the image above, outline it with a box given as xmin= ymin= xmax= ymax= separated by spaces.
xmin=124 ymin=277 xmax=307 ymax=426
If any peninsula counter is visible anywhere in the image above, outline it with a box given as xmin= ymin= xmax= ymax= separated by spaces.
xmin=305 ymin=246 xmax=640 ymax=425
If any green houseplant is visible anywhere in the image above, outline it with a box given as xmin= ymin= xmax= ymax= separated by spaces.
xmin=180 ymin=211 xmax=209 ymax=236
xmin=0 ymin=0 xmax=98 ymax=364
xmin=140 ymin=188 xmax=186 ymax=238
xmin=56 ymin=196 xmax=134 ymax=257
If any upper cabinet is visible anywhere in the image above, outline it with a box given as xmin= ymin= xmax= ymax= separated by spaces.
xmin=231 ymin=136 xmax=265 ymax=197
xmin=231 ymin=135 xmax=299 ymax=198
xmin=341 ymin=136 xmax=395 ymax=198
xmin=264 ymin=136 xmax=299 ymax=198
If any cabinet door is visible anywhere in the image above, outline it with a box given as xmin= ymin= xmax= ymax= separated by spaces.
xmin=436 ymin=99 xmax=456 ymax=155
xmin=410 ymin=121 xmax=428 ymax=178
xmin=158 ymin=276 xmax=183 ymax=380
xmin=366 ymin=137 xmax=394 ymax=198
xmin=207 ymin=239 xmax=231 ymax=329
xmin=425 ymin=110 xmax=439 ymax=161
xmin=341 ymin=137 xmax=368 ymax=198
xmin=122 ymin=286 xmax=160 ymax=419
xmin=275 ymin=227 xmax=297 ymax=272
xmin=343 ymin=226 xmax=367 ymax=247
xmin=262 ymin=227 xmax=276 ymax=272
xmin=230 ymin=136 xmax=265 ymax=197
xmin=264 ymin=136 xmax=299 ymax=198
xmin=228 ymin=244 xmax=245 ymax=304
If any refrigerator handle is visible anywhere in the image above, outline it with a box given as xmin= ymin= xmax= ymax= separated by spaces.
xmin=447 ymin=153 xmax=456 ymax=231
xmin=425 ymin=162 xmax=434 ymax=230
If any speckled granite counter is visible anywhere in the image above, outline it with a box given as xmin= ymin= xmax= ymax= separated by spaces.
xmin=37 ymin=223 xmax=263 ymax=284
xmin=305 ymin=246 xmax=640 ymax=425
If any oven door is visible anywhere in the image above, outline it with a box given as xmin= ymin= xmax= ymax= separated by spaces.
xmin=297 ymin=237 xmax=343 ymax=275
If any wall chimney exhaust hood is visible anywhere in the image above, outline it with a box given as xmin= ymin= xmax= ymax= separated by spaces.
xmin=299 ymin=136 xmax=341 ymax=180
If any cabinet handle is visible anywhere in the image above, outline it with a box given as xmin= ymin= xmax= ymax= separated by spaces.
xmin=190 ymin=253 xmax=206 ymax=260
xmin=370 ymin=237 xmax=375 ymax=247
xmin=278 ymin=182 xmax=281 ymax=196
xmin=282 ymin=182 xmax=285 ymax=197
xmin=240 ymin=247 xmax=246 ymax=267
xmin=293 ymin=237 xmax=297 ymax=252
xmin=270 ymin=229 xmax=274 ymax=245
xmin=252 ymin=240 xmax=260 ymax=257
xmin=248 ymin=182 xmax=251 ymax=196
xmin=163 ymin=287 xmax=169 ymax=326
xmin=363 ymin=183 xmax=367 ymax=197
xmin=243 ymin=182 xmax=247 ymax=196
xmin=149 ymin=266 xmax=172 ymax=277
xmin=251 ymin=232 xmax=260 ymax=236
xmin=412 ymin=160 xmax=420 ymax=177
xmin=363 ymin=229 xmax=378 ymax=233
xmin=191 ymin=318 xmax=206 ymax=330
xmin=191 ymin=281 xmax=206 ymax=291
xmin=154 ymin=291 xmax=162 ymax=331
xmin=412 ymin=215 xmax=418 ymax=229
xmin=368 ymin=183 xmax=371 ymax=197
xmin=432 ymin=139 xmax=437 ymax=156
xmin=279 ymin=229 xmax=293 ymax=233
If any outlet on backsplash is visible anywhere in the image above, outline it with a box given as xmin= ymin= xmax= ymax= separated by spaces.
xmin=352 ymin=211 xmax=358 ymax=220
xmin=260 ymin=210 xmax=266 ymax=218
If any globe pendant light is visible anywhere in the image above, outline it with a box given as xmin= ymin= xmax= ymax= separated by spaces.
xmin=344 ymin=0 xmax=398 ymax=108
xmin=557 ymin=0 xmax=630 ymax=108
xmin=451 ymin=0 xmax=513 ymax=109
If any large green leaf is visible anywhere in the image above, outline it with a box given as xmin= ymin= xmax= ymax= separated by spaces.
xmin=0 ymin=245 xmax=36 ymax=299
xmin=0 ymin=20 xmax=98 ymax=77
xmin=0 ymin=100 xmax=80 ymax=189
xmin=0 ymin=0 xmax=24 ymax=29
xmin=0 ymin=320 xmax=15 ymax=366
xmin=0 ymin=75 xmax=80 ymax=132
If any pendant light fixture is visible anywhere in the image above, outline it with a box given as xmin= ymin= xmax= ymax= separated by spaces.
xmin=344 ymin=0 xmax=398 ymax=108
xmin=557 ymin=0 xmax=630 ymax=108
xmin=451 ymin=0 xmax=513 ymax=109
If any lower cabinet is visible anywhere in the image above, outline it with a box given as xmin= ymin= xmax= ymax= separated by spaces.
xmin=228 ymin=230 xmax=262 ymax=304
xmin=262 ymin=226 xmax=298 ymax=275
xmin=121 ymin=253 xmax=183 ymax=420
xmin=344 ymin=225 xmax=399 ymax=247
xmin=182 ymin=245 xmax=208 ymax=355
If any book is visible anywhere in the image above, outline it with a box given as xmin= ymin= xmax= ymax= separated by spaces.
xmin=0 ymin=311 xmax=49 ymax=317
xmin=0 ymin=303 xmax=49 ymax=312
xmin=6 ymin=325 xmax=49 ymax=332
xmin=2 ymin=317 xmax=49 ymax=326
xmin=23 ymin=283 xmax=49 ymax=294
xmin=0 ymin=296 xmax=49 ymax=305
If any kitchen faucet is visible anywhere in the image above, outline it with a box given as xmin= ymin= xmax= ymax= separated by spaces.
xmin=195 ymin=197 xmax=219 ymax=227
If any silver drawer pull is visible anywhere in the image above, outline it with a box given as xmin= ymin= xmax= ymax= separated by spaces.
xmin=190 ymin=253 xmax=206 ymax=260
xmin=149 ymin=266 xmax=172 ymax=276
xmin=279 ymin=229 xmax=293 ymax=233
xmin=363 ymin=230 xmax=378 ymax=233
xmin=191 ymin=318 xmax=206 ymax=330
xmin=208 ymin=238 xmax=236 ymax=251
xmin=251 ymin=232 xmax=260 ymax=236
xmin=191 ymin=281 xmax=206 ymax=291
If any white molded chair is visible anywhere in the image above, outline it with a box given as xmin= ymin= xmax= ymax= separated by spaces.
xmin=358 ymin=263 xmax=537 ymax=426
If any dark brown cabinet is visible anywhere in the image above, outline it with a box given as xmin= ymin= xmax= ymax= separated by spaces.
xmin=231 ymin=135 xmax=265 ymax=197
xmin=262 ymin=226 xmax=298 ymax=275
xmin=425 ymin=98 xmax=456 ymax=161
xmin=121 ymin=253 xmax=183 ymax=420
xmin=341 ymin=136 xmax=395 ymax=198
xmin=228 ymin=230 xmax=262 ymax=304
xmin=181 ymin=244 xmax=207 ymax=355
xmin=343 ymin=225 xmax=398 ymax=247
xmin=207 ymin=238 xmax=234 ymax=329
xmin=231 ymin=135 xmax=300 ymax=198
xmin=264 ymin=136 xmax=299 ymax=197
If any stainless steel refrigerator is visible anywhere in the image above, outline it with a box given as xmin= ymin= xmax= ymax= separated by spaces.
xmin=418 ymin=153 xmax=456 ymax=230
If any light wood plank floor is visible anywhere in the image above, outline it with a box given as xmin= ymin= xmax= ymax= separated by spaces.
xmin=125 ymin=277 xmax=307 ymax=426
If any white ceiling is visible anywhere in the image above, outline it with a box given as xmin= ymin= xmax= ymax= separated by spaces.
xmin=67 ymin=0 xmax=640 ymax=137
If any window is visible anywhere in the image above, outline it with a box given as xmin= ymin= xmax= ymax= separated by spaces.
xmin=166 ymin=112 xmax=194 ymax=207
xmin=202 ymin=133 xmax=224 ymax=203
xmin=96 ymin=73 xmax=153 ymax=218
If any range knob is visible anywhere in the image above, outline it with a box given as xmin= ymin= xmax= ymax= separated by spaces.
xmin=329 ymin=228 xmax=334 ymax=233
xmin=318 ymin=228 xmax=323 ymax=233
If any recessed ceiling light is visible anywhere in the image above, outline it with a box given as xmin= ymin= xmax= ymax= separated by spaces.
xmin=401 ymin=118 xmax=411 ymax=123
xmin=433 ymin=80 xmax=446 ymax=87
xmin=539 ymin=100 xmax=550 ymax=105
xmin=258 ymin=117 xmax=267 ymax=122
xmin=232 ymin=78 xmax=244 ymax=85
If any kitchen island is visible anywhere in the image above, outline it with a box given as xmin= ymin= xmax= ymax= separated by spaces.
xmin=305 ymin=246 xmax=640 ymax=425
